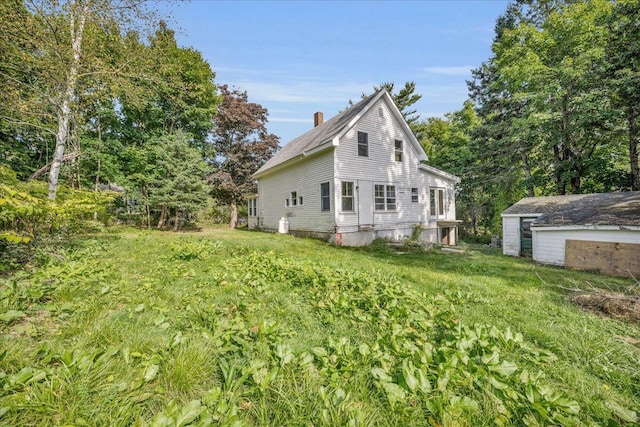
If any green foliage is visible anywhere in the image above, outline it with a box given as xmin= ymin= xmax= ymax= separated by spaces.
xmin=210 ymin=85 xmax=279 ymax=228
xmin=167 ymin=238 xmax=223 ymax=261
xmin=146 ymin=132 xmax=210 ymax=229
xmin=0 ymin=165 xmax=115 ymax=273
xmin=1 ymin=229 xmax=637 ymax=425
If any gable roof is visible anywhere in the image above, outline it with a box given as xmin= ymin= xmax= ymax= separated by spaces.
xmin=253 ymin=89 xmax=426 ymax=178
xmin=501 ymin=192 xmax=640 ymax=227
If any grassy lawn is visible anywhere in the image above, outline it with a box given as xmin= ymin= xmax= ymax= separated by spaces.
xmin=1 ymin=227 xmax=638 ymax=426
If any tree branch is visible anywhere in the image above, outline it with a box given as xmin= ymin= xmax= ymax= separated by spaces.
xmin=29 ymin=151 xmax=80 ymax=181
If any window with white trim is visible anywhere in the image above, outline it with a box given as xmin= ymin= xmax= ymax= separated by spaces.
xmin=357 ymin=131 xmax=368 ymax=157
xmin=291 ymin=191 xmax=297 ymax=206
xmin=374 ymin=184 xmax=396 ymax=211
xmin=386 ymin=185 xmax=396 ymax=210
xmin=394 ymin=140 xmax=403 ymax=162
xmin=320 ymin=182 xmax=330 ymax=212
xmin=248 ymin=199 xmax=257 ymax=216
xmin=411 ymin=188 xmax=418 ymax=203
xmin=341 ymin=181 xmax=354 ymax=211
xmin=430 ymin=188 xmax=445 ymax=217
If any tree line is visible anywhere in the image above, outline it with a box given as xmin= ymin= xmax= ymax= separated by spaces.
xmin=419 ymin=0 xmax=639 ymax=238
xmin=2 ymin=0 xmax=638 ymax=242
xmin=0 ymin=0 xmax=278 ymax=233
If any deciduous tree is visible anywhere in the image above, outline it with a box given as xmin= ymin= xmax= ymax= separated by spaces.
xmin=606 ymin=0 xmax=640 ymax=190
xmin=0 ymin=0 xmax=156 ymax=200
xmin=210 ymin=85 xmax=279 ymax=228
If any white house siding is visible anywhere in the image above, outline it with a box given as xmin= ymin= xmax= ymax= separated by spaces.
xmin=257 ymin=151 xmax=335 ymax=233
xmin=502 ymin=216 xmax=524 ymax=256
xmin=416 ymin=172 xmax=457 ymax=243
xmin=333 ymin=96 xmax=440 ymax=239
xmin=533 ymin=228 xmax=640 ymax=266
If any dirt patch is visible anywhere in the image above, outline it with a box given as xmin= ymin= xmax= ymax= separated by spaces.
xmin=572 ymin=291 xmax=640 ymax=324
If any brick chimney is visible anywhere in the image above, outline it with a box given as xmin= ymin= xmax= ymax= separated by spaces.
xmin=314 ymin=111 xmax=323 ymax=127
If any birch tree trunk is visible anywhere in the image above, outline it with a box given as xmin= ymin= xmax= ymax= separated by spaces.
xmin=48 ymin=1 xmax=89 ymax=200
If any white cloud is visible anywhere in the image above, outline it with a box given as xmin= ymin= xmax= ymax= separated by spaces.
xmin=268 ymin=117 xmax=312 ymax=123
xmin=237 ymin=80 xmax=372 ymax=104
xmin=423 ymin=66 xmax=474 ymax=76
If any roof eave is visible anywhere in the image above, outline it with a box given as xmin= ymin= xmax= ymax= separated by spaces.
xmin=333 ymin=90 xmax=387 ymax=142
xmin=419 ymin=163 xmax=461 ymax=183
xmin=252 ymin=142 xmax=334 ymax=179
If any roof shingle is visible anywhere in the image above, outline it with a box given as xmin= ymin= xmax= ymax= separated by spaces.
xmin=502 ymin=192 xmax=640 ymax=227
xmin=253 ymin=90 xmax=382 ymax=177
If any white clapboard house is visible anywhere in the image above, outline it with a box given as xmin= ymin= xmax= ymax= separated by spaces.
xmin=248 ymin=89 xmax=460 ymax=246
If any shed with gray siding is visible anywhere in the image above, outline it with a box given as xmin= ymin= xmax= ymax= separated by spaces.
xmin=250 ymin=89 xmax=461 ymax=246
xmin=501 ymin=192 xmax=640 ymax=267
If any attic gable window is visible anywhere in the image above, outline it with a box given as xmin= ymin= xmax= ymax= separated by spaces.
xmin=357 ymin=131 xmax=368 ymax=157
xmin=394 ymin=140 xmax=403 ymax=162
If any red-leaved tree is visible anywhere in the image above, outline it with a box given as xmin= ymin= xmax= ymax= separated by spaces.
xmin=209 ymin=85 xmax=279 ymax=228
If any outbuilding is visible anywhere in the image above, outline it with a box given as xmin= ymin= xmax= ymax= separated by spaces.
xmin=501 ymin=192 xmax=640 ymax=276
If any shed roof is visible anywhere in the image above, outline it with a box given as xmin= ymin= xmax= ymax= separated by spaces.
xmin=502 ymin=192 xmax=640 ymax=227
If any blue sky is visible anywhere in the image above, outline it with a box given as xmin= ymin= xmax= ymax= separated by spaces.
xmin=167 ymin=1 xmax=510 ymax=145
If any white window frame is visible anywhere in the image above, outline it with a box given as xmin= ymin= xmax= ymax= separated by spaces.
xmin=394 ymin=140 xmax=403 ymax=162
xmin=357 ymin=131 xmax=368 ymax=157
xmin=374 ymin=184 xmax=397 ymax=211
xmin=341 ymin=181 xmax=354 ymax=212
xmin=411 ymin=188 xmax=418 ymax=203
xmin=248 ymin=199 xmax=257 ymax=217
xmin=291 ymin=191 xmax=298 ymax=207
xmin=429 ymin=188 xmax=445 ymax=218
xmin=320 ymin=182 xmax=330 ymax=212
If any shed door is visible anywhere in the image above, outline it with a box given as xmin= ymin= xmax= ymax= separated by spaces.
xmin=358 ymin=180 xmax=373 ymax=227
xmin=520 ymin=217 xmax=535 ymax=257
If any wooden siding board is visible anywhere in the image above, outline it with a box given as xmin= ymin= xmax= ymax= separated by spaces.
xmin=502 ymin=216 xmax=521 ymax=256
xmin=258 ymin=151 xmax=335 ymax=232
xmin=533 ymin=229 xmax=640 ymax=266
xmin=256 ymin=93 xmax=459 ymax=243
xmin=565 ymin=240 xmax=640 ymax=277
xmin=332 ymin=96 xmax=455 ymax=237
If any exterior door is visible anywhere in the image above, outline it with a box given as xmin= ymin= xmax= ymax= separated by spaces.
xmin=441 ymin=227 xmax=450 ymax=245
xmin=358 ymin=180 xmax=374 ymax=227
xmin=520 ymin=217 xmax=535 ymax=256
